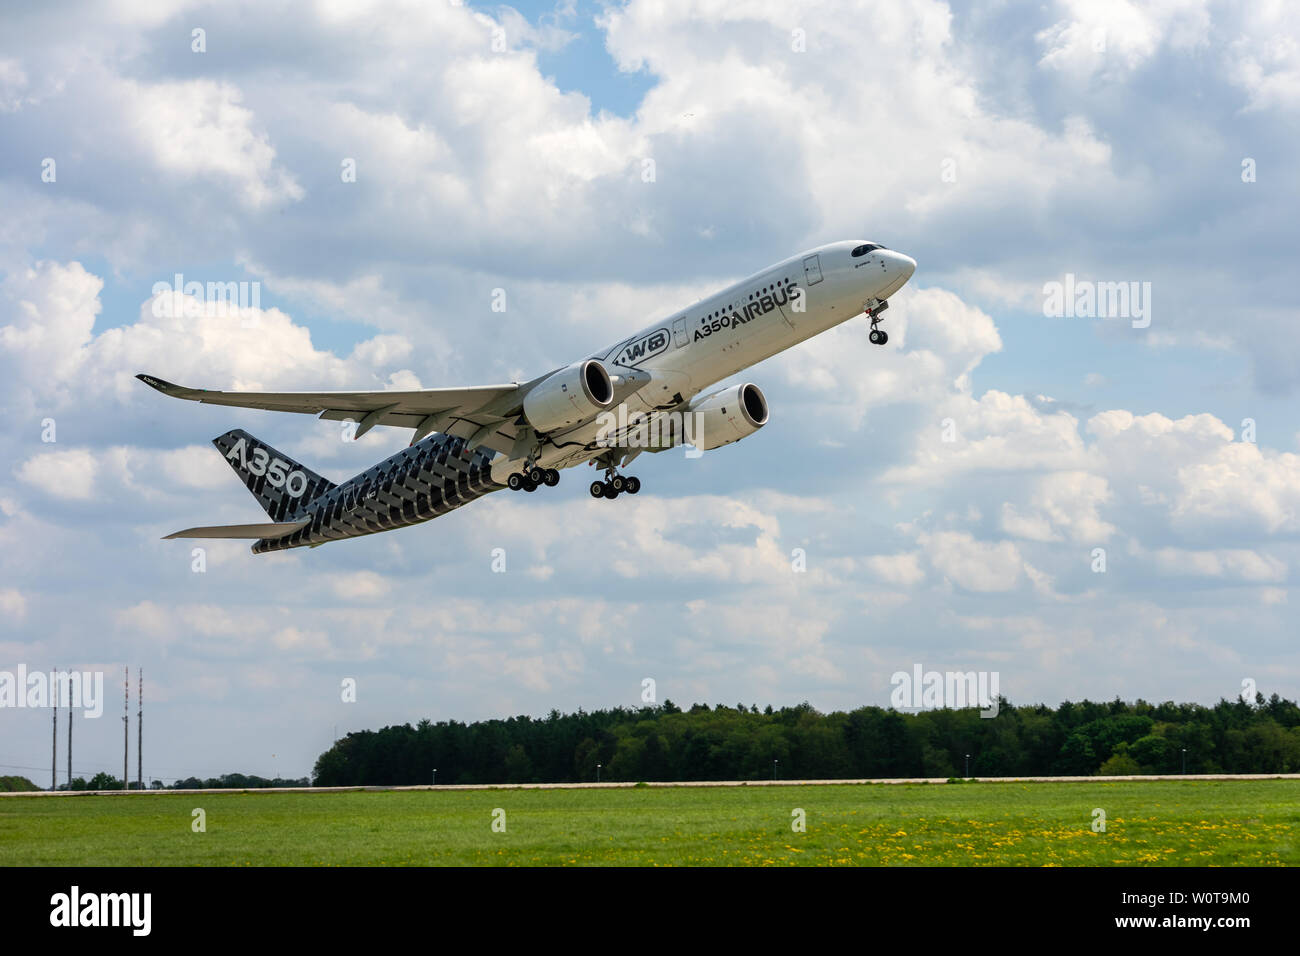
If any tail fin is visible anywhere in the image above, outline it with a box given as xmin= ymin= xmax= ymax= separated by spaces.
xmin=213 ymin=429 xmax=336 ymax=521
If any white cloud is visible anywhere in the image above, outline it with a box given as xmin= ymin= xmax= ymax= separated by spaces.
xmin=882 ymin=389 xmax=1091 ymax=484
xmin=920 ymin=531 xmax=1024 ymax=592
xmin=271 ymin=626 xmax=330 ymax=654
xmin=1088 ymin=410 xmax=1300 ymax=536
xmin=1036 ymin=0 xmax=1210 ymax=81
xmin=0 ymin=0 xmax=1297 ymax=782
xmin=1226 ymin=3 xmax=1300 ymax=111
xmin=0 ymin=261 xmax=421 ymax=412
xmin=1146 ymin=545 xmax=1287 ymax=582
xmin=0 ymin=587 xmax=26 ymax=619
xmin=776 ymin=285 xmax=1004 ymax=431
xmin=0 ymin=57 xmax=27 ymax=112
xmin=158 ymin=446 xmax=232 ymax=490
xmin=15 ymin=448 xmax=98 ymax=499
xmin=0 ymin=260 xmax=103 ymax=382
xmin=864 ymin=552 xmax=927 ymax=588
xmin=1001 ymin=471 xmax=1116 ymax=543
xmin=329 ymin=571 xmax=392 ymax=600
xmin=121 ymin=78 xmax=303 ymax=209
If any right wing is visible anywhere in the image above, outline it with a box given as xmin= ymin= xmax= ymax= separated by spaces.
xmin=136 ymin=372 xmax=551 ymax=455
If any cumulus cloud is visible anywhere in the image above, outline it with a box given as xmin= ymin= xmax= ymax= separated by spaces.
xmin=1036 ymin=0 xmax=1211 ymax=81
xmin=329 ymin=571 xmax=392 ymax=601
xmin=0 ymin=260 xmax=103 ymax=383
xmin=777 ymin=285 xmax=1003 ymax=430
xmin=1145 ymin=545 xmax=1287 ymax=582
xmin=0 ymin=0 xmax=1297 ymax=781
xmin=1001 ymin=471 xmax=1116 ymax=543
xmin=121 ymin=78 xmax=303 ymax=209
xmin=864 ymin=551 xmax=927 ymax=588
xmin=15 ymin=448 xmax=98 ymax=500
xmin=920 ymin=531 xmax=1025 ymax=592
xmin=1226 ymin=3 xmax=1300 ymax=111
xmin=882 ymin=389 xmax=1092 ymax=484
xmin=0 ymin=259 xmax=422 ymax=414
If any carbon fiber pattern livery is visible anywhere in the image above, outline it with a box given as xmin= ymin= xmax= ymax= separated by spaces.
xmin=213 ymin=429 xmax=338 ymax=521
xmin=248 ymin=432 xmax=502 ymax=554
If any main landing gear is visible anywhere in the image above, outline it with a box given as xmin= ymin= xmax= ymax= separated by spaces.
xmin=589 ymin=469 xmax=641 ymax=500
xmin=866 ymin=298 xmax=889 ymax=346
xmin=507 ymin=465 xmax=560 ymax=493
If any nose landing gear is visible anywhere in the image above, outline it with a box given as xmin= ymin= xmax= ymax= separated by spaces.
xmin=865 ymin=298 xmax=889 ymax=346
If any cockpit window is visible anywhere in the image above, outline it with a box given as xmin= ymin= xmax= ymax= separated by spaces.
xmin=851 ymin=243 xmax=883 ymax=257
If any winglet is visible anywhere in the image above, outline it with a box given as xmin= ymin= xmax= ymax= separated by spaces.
xmin=136 ymin=373 xmax=190 ymax=397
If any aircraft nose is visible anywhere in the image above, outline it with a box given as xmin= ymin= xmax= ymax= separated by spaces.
xmin=876 ymin=250 xmax=916 ymax=298
xmin=893 ymin=252 xmax=916 ymax=280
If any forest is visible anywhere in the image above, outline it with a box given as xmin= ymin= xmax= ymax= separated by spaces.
xmin=311 ymin=694 xmax=1300 ymax=786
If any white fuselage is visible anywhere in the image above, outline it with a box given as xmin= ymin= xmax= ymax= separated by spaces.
xmin=494 ymin=239 xmax=916 ymax=477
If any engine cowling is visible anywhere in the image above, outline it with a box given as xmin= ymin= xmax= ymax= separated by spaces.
xmin=522 ymin=359 xmax=614 ymax=433
xmin=683 ymin=382 xmax=769 ymax=451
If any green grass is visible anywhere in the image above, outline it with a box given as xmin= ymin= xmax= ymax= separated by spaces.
xmin=1 ymin=780 xmax=1296 ymax=866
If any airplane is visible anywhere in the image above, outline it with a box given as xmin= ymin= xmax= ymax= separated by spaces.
xmin=138 ymin=240 xmax=916 ymax=553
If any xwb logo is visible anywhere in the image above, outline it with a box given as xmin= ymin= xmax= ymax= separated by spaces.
xmin=612 ymin=329 xmax=670 ymax=366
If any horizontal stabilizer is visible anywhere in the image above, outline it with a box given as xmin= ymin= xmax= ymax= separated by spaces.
xmin=163 ymin=519 xmax=310 ymax=540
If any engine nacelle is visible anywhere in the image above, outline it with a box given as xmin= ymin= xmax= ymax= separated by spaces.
xmin=683 ymin=382 xmax=769 ymax=451
xmin=522 ymin=359 xmax=614 ymax=433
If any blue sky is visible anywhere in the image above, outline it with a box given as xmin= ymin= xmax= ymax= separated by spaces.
xmin=1 ymin=0 xmax=1298 ymax=784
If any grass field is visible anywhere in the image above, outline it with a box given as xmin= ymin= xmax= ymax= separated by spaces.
xmin=1 ymin=780 xmax=1296 ymax=866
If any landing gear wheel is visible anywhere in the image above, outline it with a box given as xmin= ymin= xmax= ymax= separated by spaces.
xmin=523 ymin=480 xmax=537 ymax=492
xmin=610 ymin=475 xmax=627 ymax=493
xmin=507 ymin=472 xmax=525 ymax=491
xmin=625 ymin=476 xmax=641 ymax=495
xmin=589 ymin=481 xmax=606 ymax=499
xmin=876 ymin=330 xmax=888 ymax=345
xmin=543 ymin=468 xmax=560 ymax=487
xmin=602 ymin=481 xmax=618 ymax=499
xmin=527 ymin=466 xmax=545 ymax=484
xmin=868 ymin=329 xmax=883 ymax=345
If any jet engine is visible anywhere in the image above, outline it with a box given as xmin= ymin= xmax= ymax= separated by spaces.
xmin=522 ymin=359 xmax=615 ymax=433
xmin=681 ymin=382 xmax=769 ymax=451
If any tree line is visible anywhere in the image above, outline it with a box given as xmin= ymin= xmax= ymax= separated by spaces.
xmin=311 ymin=694 xmax=1300 ymax=786
xmin=55 ymin=773 xmax=310 ymax=791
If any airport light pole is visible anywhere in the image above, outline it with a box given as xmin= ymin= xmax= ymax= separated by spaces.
xmin=773 ymin=758 xmax=778 ymax=780
xmin=965 ymin=754 xmax=970 ymax=778
xmin=1182 ymin=749 xmax=1187 ymax=774
xmin=597 ymin=763 xmax=602 ymax=783
xmin=432 ymin=768 xmax=437 ymax=786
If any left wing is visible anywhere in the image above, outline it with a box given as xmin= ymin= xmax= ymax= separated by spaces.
xmin=136 ymin=372 xmax=549 ymax=455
